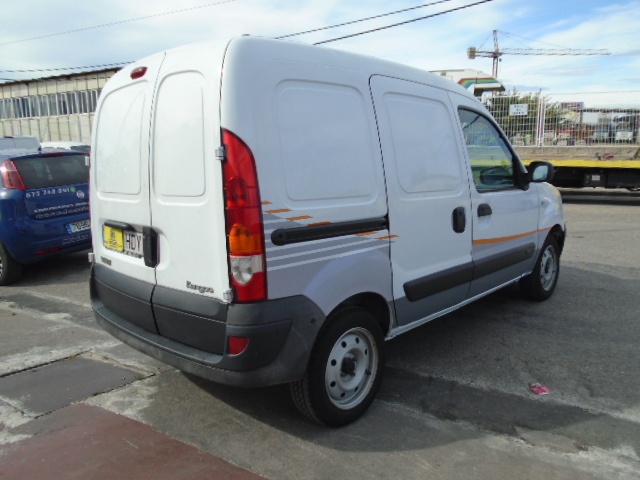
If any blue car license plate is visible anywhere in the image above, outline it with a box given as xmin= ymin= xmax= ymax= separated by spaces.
xmin=66 ymin=219 xmax=90 ymax=234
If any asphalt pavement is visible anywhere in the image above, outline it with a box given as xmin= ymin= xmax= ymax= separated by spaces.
xmin=0 ymin=306 xmax=265 ymax=480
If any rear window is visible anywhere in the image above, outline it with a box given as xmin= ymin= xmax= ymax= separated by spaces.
xmin=15 ymin=155 xmax=89 ymax=189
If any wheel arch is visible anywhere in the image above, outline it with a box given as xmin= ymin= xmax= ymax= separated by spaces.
xmin=549 ymin=224 xmax=566 ymax=255
xmin=324 ymin=292 xmax=393 ymax=338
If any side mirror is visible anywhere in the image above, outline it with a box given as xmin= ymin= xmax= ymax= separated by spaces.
xmin=528 ymin=161 xmax=554 ymax=183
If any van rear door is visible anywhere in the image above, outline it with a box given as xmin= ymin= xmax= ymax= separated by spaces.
xmin=148 ymin=43 xmax=230 ymax=301
xmin=92 ymin=53 xmax=165 ymax=288
xmin=92 ymin=42 xmax=230 ymax=306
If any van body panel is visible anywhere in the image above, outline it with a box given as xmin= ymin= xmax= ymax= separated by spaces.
xmin=370 ymin=75 xmax=473 ymax=325
xmin=220 ymin=41 xmax=388 ymax=221
xmin=267 ymin=232 xmax=393 ymax=316
xmin=220 ymin=39 xmax=392 ymax=310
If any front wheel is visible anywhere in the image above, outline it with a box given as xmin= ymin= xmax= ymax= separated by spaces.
xmin=520 ymin=235 xmax=560 ymax=301
xmin=290 ymin=307 xmax=385 ymax=427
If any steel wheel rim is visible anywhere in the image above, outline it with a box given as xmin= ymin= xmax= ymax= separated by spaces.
xmin=325 ymin=327 xmax=378 ymax=410
xmin=540 ymin=245 xmax=558 ymax=291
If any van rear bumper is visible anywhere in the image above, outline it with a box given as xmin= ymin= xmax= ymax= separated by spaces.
xmin=90 ymin=265 xmax=325 ymax=387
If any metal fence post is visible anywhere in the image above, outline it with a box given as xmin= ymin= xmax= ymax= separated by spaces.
xmin=537 ymin=96 xmax=546 ymax=146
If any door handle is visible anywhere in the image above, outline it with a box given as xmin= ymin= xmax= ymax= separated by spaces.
xmin=143 ymin=226 xmax=158 ymax=268
xmin=478 ymin=203 xmax=493 ymax=217
xmin=452 ymin=207 xmax=466 ymax=233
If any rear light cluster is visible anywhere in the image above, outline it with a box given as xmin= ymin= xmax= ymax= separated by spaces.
xmin=0 ymin=160 xmax=26 ymax=190
xmin=222 ymin=129 xmax=267 ymax=303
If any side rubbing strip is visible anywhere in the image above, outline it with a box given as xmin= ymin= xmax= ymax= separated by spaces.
xmin=403 ymin=242 xmax=537 ymax=302
xmin=271 ymin=218 xmax=389 ymax=246
xmin=473 ymin=242 xmax=536 ymax=279
xmin=404 ymin=262 xmax=474 ymax=302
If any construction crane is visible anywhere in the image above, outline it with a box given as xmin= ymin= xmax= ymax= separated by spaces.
xmin=468 ymin=30 xmax=610 ymax=78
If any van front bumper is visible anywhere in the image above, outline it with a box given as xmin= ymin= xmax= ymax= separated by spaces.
xmin=90 ymin=264 xmax=325 ymax=387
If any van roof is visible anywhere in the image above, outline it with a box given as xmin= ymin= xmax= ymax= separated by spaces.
xmin=128 ymin=36 xmax=479 ymax=103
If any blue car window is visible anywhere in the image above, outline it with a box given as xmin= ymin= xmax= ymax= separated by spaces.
xmin=15 ymin=155 xmax=88 ymax=189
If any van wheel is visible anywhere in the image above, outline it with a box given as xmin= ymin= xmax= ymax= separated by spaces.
xmin=290 ymin=307 xmax=385 ymax=427
xmin=0 ymin=243 xmax=23 ymax=286
xmin=520 ymin=235 xmax=560 ymax=301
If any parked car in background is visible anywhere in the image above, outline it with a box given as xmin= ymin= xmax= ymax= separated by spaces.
xmin=0 ymin=151 xmax=91 ymax=285
xmin=612 ymin=115 xmax=638 ymax=143
xmin=41 ymin=141 xmax=91 ymax=154
xmin=591 ymin=123 xmax=612 ymax=143
xmin=0 ymin=136 xmax=41 ymax=153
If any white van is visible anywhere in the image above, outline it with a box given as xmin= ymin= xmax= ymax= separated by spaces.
xmin=90 ymin=36 xmax=566 ymax=426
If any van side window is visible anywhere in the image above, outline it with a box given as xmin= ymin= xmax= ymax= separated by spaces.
xmin=458 ymin=109 xmax=516 ymax=191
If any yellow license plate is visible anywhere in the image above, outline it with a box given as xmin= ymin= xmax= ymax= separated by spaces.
xmin=103 ymin=225 xmax=124 ymax=252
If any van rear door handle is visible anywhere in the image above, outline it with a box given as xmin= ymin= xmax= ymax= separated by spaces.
xmin=478 ymin=203 xmax=493 ymax=217
xmin=143 ymin=227 xmax=158 ymax=268
xmin=452 ymin=207 xmax=466 ymax=233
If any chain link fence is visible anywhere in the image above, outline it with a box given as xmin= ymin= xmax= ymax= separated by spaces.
xmin=483 ymin=91 xmax=640 ymax=147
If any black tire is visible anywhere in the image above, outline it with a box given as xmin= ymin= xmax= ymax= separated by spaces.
xmin=290 ymin=307 xmax=385 ymax=427
xmin=0 ymin=242 xmax=23 ymax=286
xmin=520 ymin=235 xmax=560 ymax=301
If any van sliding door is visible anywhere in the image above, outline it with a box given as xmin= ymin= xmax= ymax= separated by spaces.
xmin=370 ymin=75 xmax=473 ymax=327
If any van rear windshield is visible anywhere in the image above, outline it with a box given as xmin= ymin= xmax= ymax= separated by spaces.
xmin=15 ymin=154 xmax=89 ymax=189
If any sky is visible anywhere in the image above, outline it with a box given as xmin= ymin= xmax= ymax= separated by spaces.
xmin=1 ymin=0 xmax=639 ymax=105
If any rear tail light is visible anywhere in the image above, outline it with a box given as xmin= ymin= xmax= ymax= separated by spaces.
xmin=222 ymin=129 xmax=267 ymax=303
xmin=0 ymin=160 xmax=26 ymax=190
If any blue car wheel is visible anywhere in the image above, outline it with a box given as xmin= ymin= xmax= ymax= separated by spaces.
xmin=0 ymin=242 xmax=23 ymax=285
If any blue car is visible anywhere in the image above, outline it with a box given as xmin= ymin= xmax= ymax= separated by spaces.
xmin=0 ymin=150 xmax=91 ymax=285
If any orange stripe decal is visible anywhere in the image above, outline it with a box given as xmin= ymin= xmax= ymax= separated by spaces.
xmin=473 ymin=227 xmax=551 ymax=245
xmin=262 ymin=201 xmax=272 ymax=205
xmin=266 ymin=208 xmax=292 ymax=214
xmin=308 ymin=221 xmax=332 ymax=226
xmin=286 ymin=215 xmax=313 ymax=221
xmin=376 ymin=235 xmax=399 ymax=240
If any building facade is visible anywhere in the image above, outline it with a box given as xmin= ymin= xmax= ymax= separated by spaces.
xmin=0 ymin=68 xmax=119 ymax=144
